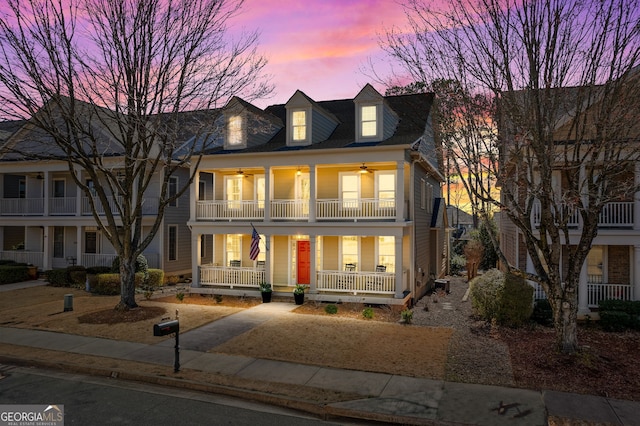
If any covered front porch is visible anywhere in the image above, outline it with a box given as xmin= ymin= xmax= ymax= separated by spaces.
xmin=189 ymin=229 xmax=413 ymax=306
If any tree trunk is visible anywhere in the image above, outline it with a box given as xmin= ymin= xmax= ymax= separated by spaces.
xmin=115 ymin=257 xmax=138 ymax=311
xmin=552 ymin=292 xmax=579 ymax=354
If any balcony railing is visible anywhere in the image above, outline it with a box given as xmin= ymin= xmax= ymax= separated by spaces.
xmin=196 ymin=198 xmax=397 ymax=221
xmin=0 ymin=198 xmax=44 ymax=216
xmin=587 ymin=283 xmax=633 ymax=307
xmin=0 ymin=250 xmax=44 ymax=266
xmin=532 ymin=201 xmax=634 ymax=228
xmin=199 ymin=265 xmax=265 ymax=287
xmin=50 ymin=197 xmax=77 ymax=215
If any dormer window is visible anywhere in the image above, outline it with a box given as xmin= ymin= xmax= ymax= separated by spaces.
xmin=361 ymin=105 xmax=378 ymax=137
xmin=226 ymin=115 xmax=245 ymax=149
xmin=292 ymin=110 xmax=306 ymax=141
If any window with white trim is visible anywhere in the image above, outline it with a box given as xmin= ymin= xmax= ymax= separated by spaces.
xmin=53 ymin=179 xmax=65 ymax=198
xmin=255 ymin=175 xmax=265 ymax=209
xmin=227 ymin=115 xmax=243 ymax=147
xmin=377 ymin=236 xmax=395 ymax=273
xmin=341 ymin=236 xmax=358 ymax=270
xmin=360 ymin=105 xmax=378 ymax=137
xmin=292 ymin=110 xmax=306 ymax=141
xmin=340 ymin=173 xmax=360 ymax=209
xmin=375 ymin=171 xmax=395 ymax=208
xmin=226 ymin=234 xmax=241 ymax=265
xmin=168 ymin=176 xmax=178 ymax=207
xmin=225 ymin=175 xmax=242 ymax=209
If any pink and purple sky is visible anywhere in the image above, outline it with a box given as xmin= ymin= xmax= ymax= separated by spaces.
xmin=229 ymin=0 xmax=410 ymax=108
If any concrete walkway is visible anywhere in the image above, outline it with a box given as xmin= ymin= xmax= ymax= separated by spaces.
xmin=0 ymin=291 xmax=639 ymax=424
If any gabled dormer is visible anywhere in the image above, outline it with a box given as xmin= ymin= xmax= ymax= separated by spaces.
xmin=354 ymin=84 xmax=399 ymax=143
xmin=222 ymin=97 xmax=283 ymax=151
xmin=285 ymin=91 xmax=339 ymax=147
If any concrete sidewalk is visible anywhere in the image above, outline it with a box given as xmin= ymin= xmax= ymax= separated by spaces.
xmin=0 ymin=301 xmax=639 ymax=425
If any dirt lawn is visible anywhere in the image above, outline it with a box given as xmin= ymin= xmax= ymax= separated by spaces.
xmin=0 ymin=286 xmax=452 ymax=379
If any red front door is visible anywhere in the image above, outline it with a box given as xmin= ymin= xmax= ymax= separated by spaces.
xmin=297 ymin=240 xmax=310 ymax=284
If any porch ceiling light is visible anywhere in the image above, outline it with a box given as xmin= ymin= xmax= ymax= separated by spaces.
xmin=296 ymin=166 xmax=301 ymax=176
xmin=359 ymin=163 xmax=371 ymax=174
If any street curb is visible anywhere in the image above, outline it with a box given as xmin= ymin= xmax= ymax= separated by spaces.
xmin=0 ymin=354 xmax=436 ymax=425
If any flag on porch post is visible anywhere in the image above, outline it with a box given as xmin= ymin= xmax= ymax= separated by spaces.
xmin=250 ymin=224 xmax=261 ymax=261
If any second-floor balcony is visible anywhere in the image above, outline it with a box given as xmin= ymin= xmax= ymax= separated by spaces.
xmin=0 ymin=196 xmax=159 ymax=216
xmin=196 ymin=198 xmax=402 ymax=221
xmin=531 ymin=201 xmax=635 ymax=229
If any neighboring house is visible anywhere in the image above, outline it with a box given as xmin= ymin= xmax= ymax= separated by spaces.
xmin=498 ymin=83 xmax=640 ymax=313
xmin=188 ymin=84 xmax=447 ymax=306
xmin=447 ymin=206 xmax=474 ymax=239
xmin=0 ymin=115 xmax=193 ymax=277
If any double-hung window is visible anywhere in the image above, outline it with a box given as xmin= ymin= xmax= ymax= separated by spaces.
xmin=292 ymin=110 xmax=306 ymax=142
xmin=227 ymin=115 xmax=243 ymax=147
xmin=340 ymin=173 xmax=360 ymax=209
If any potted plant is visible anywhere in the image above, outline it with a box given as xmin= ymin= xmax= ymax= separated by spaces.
xmin=259 ymin=282 xmax=272 ymax=303
xmin=293 ymin=284 xmax=306 ymax=305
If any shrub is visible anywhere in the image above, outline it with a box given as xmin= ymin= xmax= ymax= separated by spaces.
xmin=176 ymin=292 xmax=185 ymax=302
xmin=111 ymin=254 xmax=149 ymax=277
xmin=532 ymin=299 xmax=553 ymax=326
xmin=496 ymin=273 xmax=533 ymax=327
xmin=164 ymin=275 xmax=180 ymax=285
xmin=146 ymin=269 xmax=165 ymax=289
xmin=86 ymin=266 xmax=112 ymax=275
xmin=92 ymin=272 xmax=145 ymax=295
xmin=450 ymin=254 xmax=466 ymax=276
xmin=477 ymin=218 xmax=499 ymax=270
xmin=470 ymin=269 xmax=533 ymax=327
xmin=0 ymin=259 xmax=18 ymax=266
xmin=67 ymin=266 xmax=87 ymax=289
xmin=0 ymin=265 xmax=29 ymax=284
xmin=45 ymin=269 xmax=69 ymax=287
xmin=599 ymin=311 xmax=631 ymax=332
xmin=598 ymin=299 xmax=640 ymax=331
xmin=401 ymin=309 xmax=413 ymax=324
xmin=325 ymin=304 xmax=338 ymax=314
xmin=362 ymin=307 xmax=374 ymax=319
xmin=469 ymin=269 xmax=504 ymax=321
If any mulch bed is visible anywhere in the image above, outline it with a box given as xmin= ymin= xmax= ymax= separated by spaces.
xmin=78 ymin=306 xmax=166 ymax=325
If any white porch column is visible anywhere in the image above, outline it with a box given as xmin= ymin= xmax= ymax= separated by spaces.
xmin=190 ymin=167 xmax=199 ymax=222
xmin=43 ymin=171 xmax=50 ymax=216
xmin=264 ymin=166 xmax=271 ymax=222
xmin=192 ymin=232 xmax=201 ymax=287
xmin=309 ymin=164 xmax=316 ymax=222
xmin=76 ymin=226 xmax=82 ymax=264
xmin=634 ymin=245 xmax=640 ymax=301
xmin=396 ymin=162 xmax=405 ymax=222
xmin=394 ymin=235 xmax=404 ymax=298
xmin=634 ymin=163 xmax=640 ymax=231
xmin=42 ymin=226 xmax=50 ymax=271
xmin=309 ymin=235 xmax=317 ymax=293
xmin=578 ymin=256 xmax=590 ymax=314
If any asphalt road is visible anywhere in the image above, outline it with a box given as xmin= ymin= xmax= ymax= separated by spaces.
xmin=0 ymin=366 xmax=346 ymax=425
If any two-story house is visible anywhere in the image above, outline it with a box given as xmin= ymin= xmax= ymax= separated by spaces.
xmin=188 ymin=84 xmax=447 ymax=306
xmin=0 ymin=115 xmax=193 ymax=277
xmin=498 ymin=83 xmax=640 ymax=314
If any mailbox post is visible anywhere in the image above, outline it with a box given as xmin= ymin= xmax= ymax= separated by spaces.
xmin=153 ymin=318 xmax=180 ymax=372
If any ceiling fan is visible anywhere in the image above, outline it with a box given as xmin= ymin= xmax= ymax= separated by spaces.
xmin=235 ymin=168 xmax=253 ymax=177
xmin=358 ymin=163 xmax=374 ymax=174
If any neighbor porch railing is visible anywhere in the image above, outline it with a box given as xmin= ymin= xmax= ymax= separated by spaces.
xmin=532 ymin=201 xmax=634 ymax=228
xmin=0 ymin=250 xmax=44 ymax=266
xmin=587 ymin=283 xmax=633 ymax=307
xmin=0 ymin=198 xmax=44 ymax=215
xmin=199 ymin=265 xmax=264 ymax=287
xmin=316 ymin=270 xmax=395 ymax=294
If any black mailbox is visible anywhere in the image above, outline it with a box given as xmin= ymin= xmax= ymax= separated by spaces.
xmin=153 ymin=319 xmax=179 ymax=336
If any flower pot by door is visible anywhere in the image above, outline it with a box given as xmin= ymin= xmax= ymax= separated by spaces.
xmin=261 ymin=292 xmax=272 ymax=303
xmin=294 ymin=292 xmax=304 ymax=305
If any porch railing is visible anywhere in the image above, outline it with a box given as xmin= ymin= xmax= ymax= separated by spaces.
xmin=196 ymin=200 xmax=263 ymax=220
xmin=587 ymin=283 xmax=633 ymax=307
xmin=316 ymin=270 xmax=395 ymax=294
xmin=50 ymin=197 xmax=77 ymax=215
xmin=199 ymin=265 xmax=264 ymax=287
xmin=0 ymin=250 xmax=44 ymax=266
xmin=271 ymin=199 xmax=308 ymax=220
xmin=80 ymin=252 xmax=159 ymax=269
xmin=0 ymin=198 xmax=44 ymax=215
xmin=532 ymin=201 xmax=634 ymax=228
xmin=316 ymin=199 xmax=396 ymax=220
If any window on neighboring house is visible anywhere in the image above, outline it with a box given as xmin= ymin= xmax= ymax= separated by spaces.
xmin=378 ymin=236 xmax=395 ymax=273
xmin=226 ymin=234 xmax=241 ymax=264
xmin=341 ymin=236 xmax=359 ymax=270
xmin=360 ymin=105 xmax=377 ymax=137
xmin=85 ymin=230 xmax=98 ymax=254
xmin=420 ymin=179 xmax=426 ymax=210
xmin=340 ymin=173 xmax=360 ymax=209
xmin=587 ymin=245 xmax=604 ymax=284
xmin=168 ymin=225 xmax=178 ymax=261
xmin=426 ymin=182 xmax=433 ymax=213
xmin=228 ymin=115 xmax=243 ymax=146
xmin=53 ymin=226 xmax=64 ymax=258
xmin=292 ymin=110 xmax=306 ymax=141
xmin=53 ymin=179 xmax=65 ymax=198
xmin=168 ymin=176 xmax=178 ymax=207
xmin=225 ymin=175 xmax=242 ymax=209
xmin=86 ymin=179 xmax=96 ymax=196
xmin=255 ymin=175 xmax=265 ymax=209
xmin=376 ymin=171 xmax=395 ymax=208
xmin=200 ymin=235 xmax=206 ymax=258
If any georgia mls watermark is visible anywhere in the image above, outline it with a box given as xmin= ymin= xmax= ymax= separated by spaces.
xmin=0 ymin=405 xmax=64 ymax=426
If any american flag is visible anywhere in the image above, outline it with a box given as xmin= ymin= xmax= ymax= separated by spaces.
xmin=249 ymin=225 xmax=260 ymax=261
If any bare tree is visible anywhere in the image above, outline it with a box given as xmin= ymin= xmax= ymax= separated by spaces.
xmin=0 ymin=0 xmax=272 ymax=310
xmin=380 ymin=0 xmax=640 ymax=352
